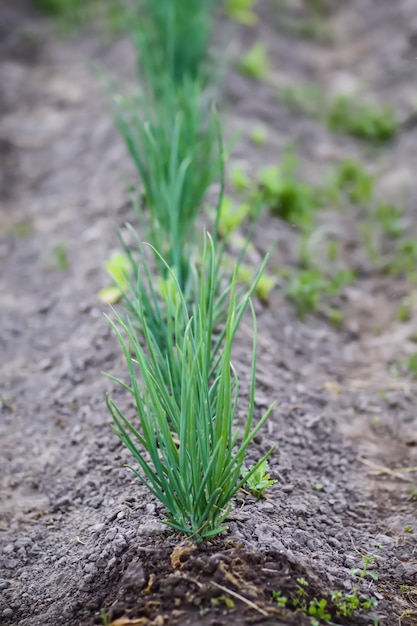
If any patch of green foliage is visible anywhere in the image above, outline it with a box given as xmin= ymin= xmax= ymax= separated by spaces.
xmin=278 ymin=81 xmax=397 ymax=143
xmin=332 ymin=555 xmax=379 ymax=618
xmin=328 ymin=159 xmax=375 ymax=206
xmin=256 ymin=154 xmax=323 ymax=228
xmin=272 ymin=555 xmax=379 ymax=624
xmin=327 ymin=95 xmax=397 ymax=142
xmin=285 ymin=267 xmax=354 ymax=318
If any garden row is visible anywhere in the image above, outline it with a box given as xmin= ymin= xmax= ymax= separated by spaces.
xmin=97 ymin=1 xmax=275 ymax=541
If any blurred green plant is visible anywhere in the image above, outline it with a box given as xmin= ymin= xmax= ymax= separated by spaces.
xmin=328 ymin=159 xmax=375 ymax=206
xmin=130 ymin=0 xmax=217 ymax=89
xmin=278 ymin=83 xmax=323 ymax=116
xmin=250 ymin=125 xmax=267 ymax=146
xmin=327 ymin=96 xmax=397 ymax=142
xmin=112 ymin=79 xmax=221 ymax=290
xmin=225 ymin=0 xmax=258 ymax=24
xmin=256 ymin=154 xmax=322 ymax=228
xmin=238 ymin=44 xmax=270 ymax=81
xmin=285 ymin=267 xmax=354 ymax=318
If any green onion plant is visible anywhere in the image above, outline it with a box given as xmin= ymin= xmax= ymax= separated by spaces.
xmin=105 ymin=236 xmax=274 ymax=540
xmin=111 ymin=229 xmax=268 ymax=406
xmin=130 ymin=0 xmax=217 ymax=90
xmin=112 ymin=79 xmax=221 ymax=290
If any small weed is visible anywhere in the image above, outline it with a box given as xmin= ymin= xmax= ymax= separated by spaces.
xmin=237 ymin=264 xmax=276 ymax=302
xmin=285 ymin=269 xmax=327 ymax=317
xmin=373 ymin=202 xmax=403 ymax=238
xmin=409 ymin=486 xmax=417 ymax=501
xmin=405 ymin=353 xmax=417 ymax=378
xmin=327 ymin=240 xmax=340 ymax=262
xmin=98 ymin=252 xmax=130 ymax=304
xmin=225 ymin=0 xmax=258 ymax=25
xmin=218 ymin=197 xmax=249 ymax=238
xmin=294 ymin=19 xmax=333 ymax=44
xmin=285 ymin=267 xmax=353 ymax=318
xmin=257 ymin=156 xmax=322 ymax=228
xmin=272 ymin=558 xmax=378 ymax=624
xmin=385 ymin=239 xmax=417 ymax=278
xmin=312 ymin=482 xmax=324 ymax=491
xmin=308 ymin=597 xmax=331 ymax=623
xmin=50 ymin=243 xmax=69 ymax=271
xmin=327 ymin=95 xmax=397 ymax=142
xmin=278 ymin=83 xmax=323 ymax=116
xmin=278 ymin=82 xmax=396 ymax=142
xmin=325 ymin=306 xmax=344 ymax=326
xmin=7 ymin=221 xmax=35 ymax=237
xmin=404 ymin=525 xmax=413 ymax=533
xmin=230 ymin=165 xmax=251 ymax=192
xmin=293 ymin=577 xmax=309 ymax=609
xmin=100 ymin=609 xmax=110 ymax=626
xmin=211 ymin=594 xmax=235 ymax=608
xmin=397 ymin=299 xmax=412 ymax=323
xmin=242 ymin=458 xmax=276 ymax=498
xmin=272 ymin=590 xmax=288 ymax=607
xmin=332 ymin=555 xmax=378 ymax=618
xmin=250 ymin=125 xmax=267 ymax=146
xmin=328 ymin=159 xmax=374 ymax=206
xmin=238 ymin=43 xmax=270 ymax=81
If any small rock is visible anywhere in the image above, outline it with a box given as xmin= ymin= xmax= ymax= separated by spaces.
xmin=2 ymin=608 xmax=13 ymax=618
xmin=259 ymin=501 xmax=275 ymax=512
xmin=92 ymin=523 xmax=106 ymax=533
xmin=14 ymin=537 xmax=32 ymax=549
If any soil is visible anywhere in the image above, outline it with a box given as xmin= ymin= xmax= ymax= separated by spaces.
xmin=1 ymin=1 xmax=417 ymax=625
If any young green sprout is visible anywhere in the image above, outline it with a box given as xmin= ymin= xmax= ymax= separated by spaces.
xmin=98 ymin=252 xmax=131 ymax=304
xmin=225 ymin=0 xmax=258 ymax=25
xmin=238 ymin=43 xmax=270 ymax=81
xmin=327 ymin=96 xmax=397 ymax=142
xmin=257 ymin=156 xmax=322 ymax=228
xmin=250 ymin=125 xmax=267 ymax=146
xmin=242 ymin=459 xmax=276 ymax=498
xmin=218 ymin=197 xmax=250 ymax=238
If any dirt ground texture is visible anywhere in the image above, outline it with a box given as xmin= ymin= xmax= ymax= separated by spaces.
xmin=1 ymin=1 xmax=417 ymax=625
